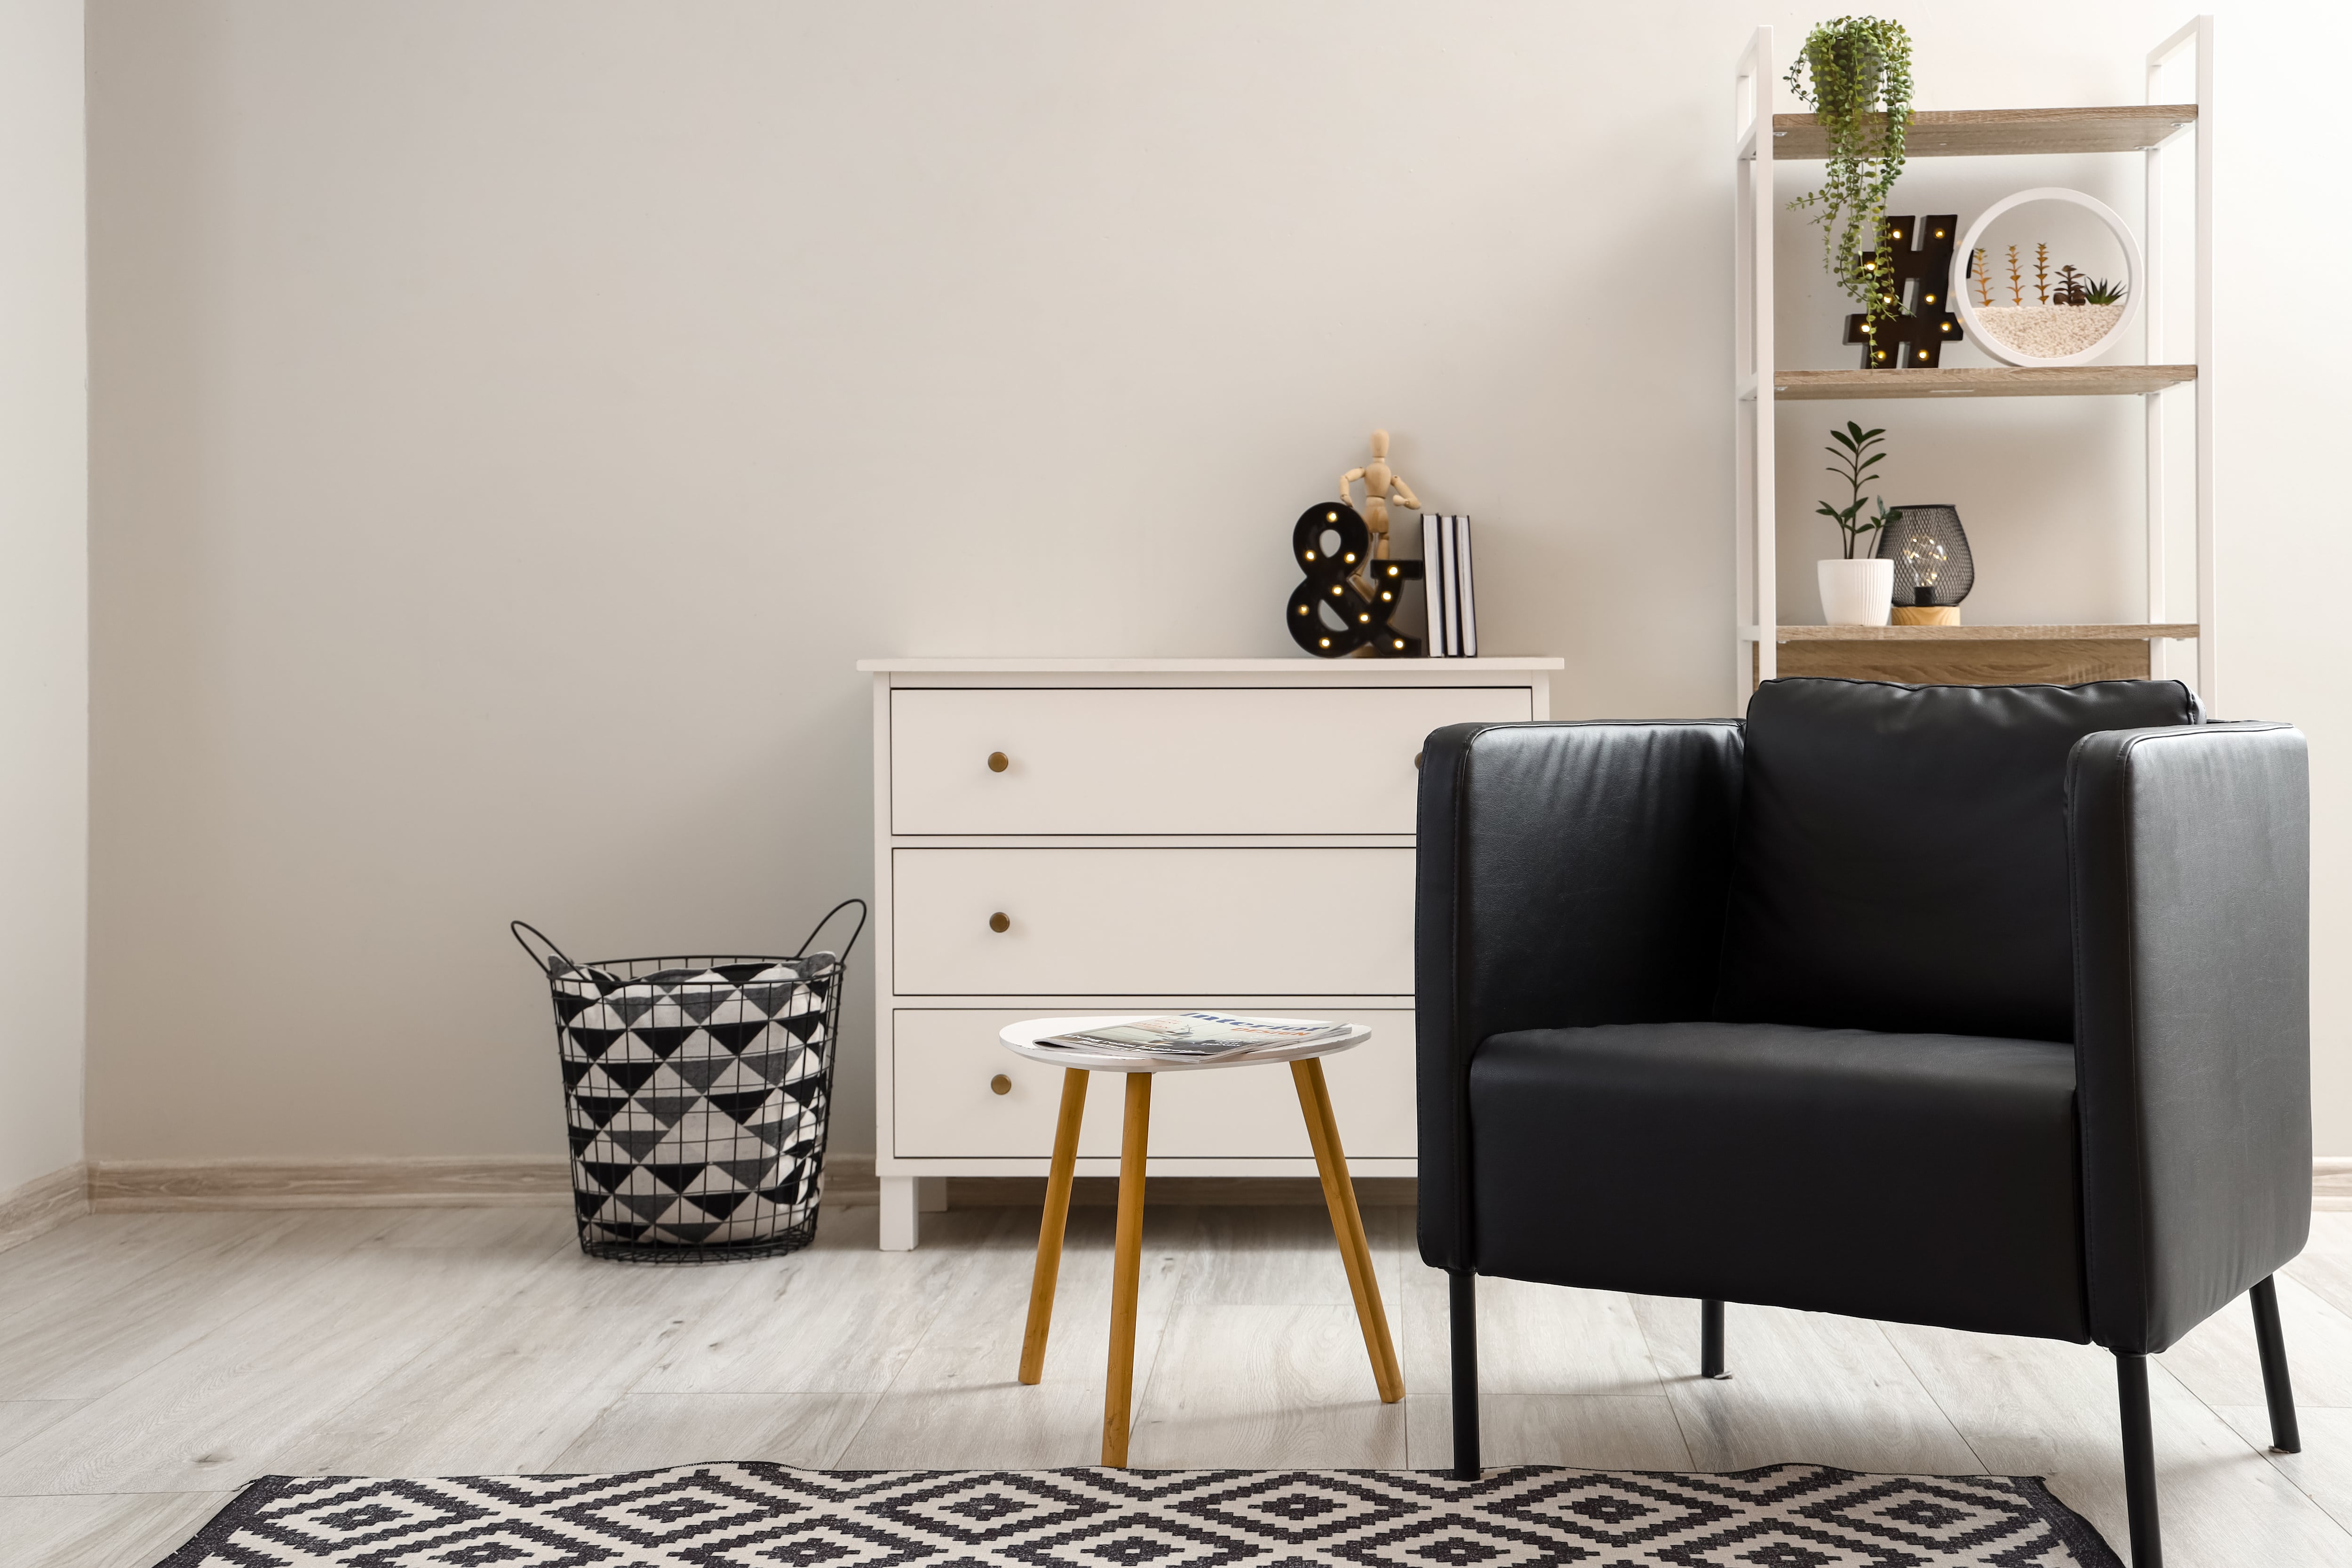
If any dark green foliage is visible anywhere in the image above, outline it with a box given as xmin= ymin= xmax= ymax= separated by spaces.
xmin=1815 ymin=421 xmax=1902 ymax=560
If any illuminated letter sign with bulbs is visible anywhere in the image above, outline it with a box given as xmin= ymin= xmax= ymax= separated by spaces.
xmin=1842 ymin=214 xmax=1963 ymax=369
xmin=1287 ymin=501 xmax=1423 ymax=658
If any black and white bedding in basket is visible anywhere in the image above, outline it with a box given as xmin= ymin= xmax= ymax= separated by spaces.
xmin=513 ymin=899 xmax=864 ymax=1262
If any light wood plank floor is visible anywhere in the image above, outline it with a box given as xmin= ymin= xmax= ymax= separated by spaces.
xmin=2 ymin=1198 xmax=2349 ymax=1566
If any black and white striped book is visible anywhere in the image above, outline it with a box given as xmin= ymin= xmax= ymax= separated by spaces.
xmin=1422 ymin=513 xmax=1451 ymax=656
xmin=1454 ymin=515 xmax=1477 ymax=656
xmin=1420 ymin=513 xmax=1478 ymax=657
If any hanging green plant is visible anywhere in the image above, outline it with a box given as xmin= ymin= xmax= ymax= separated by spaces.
xmin=1785 ymin=16 xmax=1914 ymax=329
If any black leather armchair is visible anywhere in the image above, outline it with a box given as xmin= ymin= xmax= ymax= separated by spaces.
xmin=1417 ymin=678 xmax=2310 ymax=1568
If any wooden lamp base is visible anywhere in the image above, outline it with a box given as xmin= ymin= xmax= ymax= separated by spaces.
xmin=1892 ymin=605 xmax=1962 ymax=626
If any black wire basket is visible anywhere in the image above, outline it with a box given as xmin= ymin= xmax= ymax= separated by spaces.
xmin=512 ymin=899 xmax=865 ymax=1263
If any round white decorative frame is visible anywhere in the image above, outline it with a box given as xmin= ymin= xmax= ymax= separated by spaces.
xmin=1952 ymin=187 xmax=2145 ymax=368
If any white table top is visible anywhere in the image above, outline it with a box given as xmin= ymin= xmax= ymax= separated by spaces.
xmin=998 ymin=1015 xmax=1373 ymax=1074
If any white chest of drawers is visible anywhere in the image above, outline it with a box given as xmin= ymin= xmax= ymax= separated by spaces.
xmin=859 ymin=657 xmax=1560 ymax=1248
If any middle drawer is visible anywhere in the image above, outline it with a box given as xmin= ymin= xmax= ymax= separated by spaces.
xmin=891 ymin=846 xmax=1414 ymax=996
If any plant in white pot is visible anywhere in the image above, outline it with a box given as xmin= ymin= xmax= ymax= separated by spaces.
xmin=1813 ymin=421 xmax=1898 ymax=625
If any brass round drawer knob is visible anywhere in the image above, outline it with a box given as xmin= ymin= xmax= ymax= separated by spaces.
xmin=988 ymin=911 xmax=1011 ymax=933
xmin=1414 ymin=751 xmax=1423 ymax=769
xmin=987 ymin=751 xmax=1009 ymax=772
xmin=990 ymin=1074 xmax=1011 ymax=1096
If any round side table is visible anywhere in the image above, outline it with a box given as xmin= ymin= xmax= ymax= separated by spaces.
xmin=999 ymin=1016 xmax=1403 ymax=1467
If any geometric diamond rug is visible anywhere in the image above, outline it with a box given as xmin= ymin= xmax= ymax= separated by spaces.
xmin=153 ymin=1461 xmax=2122 ymax=1567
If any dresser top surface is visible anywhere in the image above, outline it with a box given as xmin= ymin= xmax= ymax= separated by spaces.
xmin=858 ymin=656 xmax=1562 ymax=674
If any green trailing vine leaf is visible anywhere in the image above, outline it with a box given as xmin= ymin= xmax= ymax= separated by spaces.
xmin=1785 ymin=16 xmax=1913 ymax=330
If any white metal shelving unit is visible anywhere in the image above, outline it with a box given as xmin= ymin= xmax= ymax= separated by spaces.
xmin=1732 ymin=17 xmax=2213 ymax=711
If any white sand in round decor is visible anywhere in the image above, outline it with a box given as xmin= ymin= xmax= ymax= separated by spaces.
xmin=1977 ymin=303 xmax=2123 ymax=359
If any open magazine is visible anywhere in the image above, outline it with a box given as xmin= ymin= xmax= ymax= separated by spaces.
xmin=1033 ymin=1012 xmax=1349 ymax=1063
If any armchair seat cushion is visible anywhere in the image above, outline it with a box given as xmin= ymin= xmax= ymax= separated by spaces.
xmin=1467 ymin=1021 xmax=2088 ymax=1341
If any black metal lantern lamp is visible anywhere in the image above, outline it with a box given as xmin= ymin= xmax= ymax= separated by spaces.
xmin=1873 ymin=504 xmax=1973 ymax=618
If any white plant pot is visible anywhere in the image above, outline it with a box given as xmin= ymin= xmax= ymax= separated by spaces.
xmin=1818 ymin=557 xmax=1894 ymax=627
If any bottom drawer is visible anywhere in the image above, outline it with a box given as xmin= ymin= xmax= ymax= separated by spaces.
xmin=890 ymin=1007 xmax=1414 ymax=1160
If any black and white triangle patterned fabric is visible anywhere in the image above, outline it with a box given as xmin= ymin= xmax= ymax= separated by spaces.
xmin=157 ymin=1462 xmax=2123 ymax=1567
xmin=547 ymin=952 xmax=839 ymax=1255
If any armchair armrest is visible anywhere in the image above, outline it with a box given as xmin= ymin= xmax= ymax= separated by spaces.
xmin=2069 ymin=721 xmax=2311 ymax=1353
xmin=1415 ymin=720 xmax=1745 ymax=1270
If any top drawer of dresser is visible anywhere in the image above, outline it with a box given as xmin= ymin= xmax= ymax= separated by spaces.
xmin=890 ymin=684 xmax=1534 ymax=836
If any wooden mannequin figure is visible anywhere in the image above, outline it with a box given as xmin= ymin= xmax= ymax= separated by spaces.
xmin=1341 ymin=430 xmax=1422 ymax=591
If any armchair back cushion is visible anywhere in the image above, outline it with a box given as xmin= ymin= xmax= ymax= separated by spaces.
xmin=1714 ymin=678 xmax=2199 ymax=1043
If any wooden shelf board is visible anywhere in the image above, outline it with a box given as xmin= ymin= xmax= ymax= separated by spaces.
xmin=1772 ymin=104 xmax=2195 ymax=159
xmin=1776 ymin=624 xmax=2198 ymax=643
xmin=1778 ymin=625 xmax=2201 ymax=644
xmin=1774 ymin=366 xmax=2195 ymax=400
xmin=1765 ymin=624 xmax=2196 ymax=687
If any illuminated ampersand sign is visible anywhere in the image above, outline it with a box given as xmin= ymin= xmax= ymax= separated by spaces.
xmin=1287 ymin=501 xmax=1424 ymax=658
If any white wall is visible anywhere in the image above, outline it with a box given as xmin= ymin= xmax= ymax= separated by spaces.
xmin=83 ymin=1 xmax=2352 ymax=1162
xmin=0 ymin=0 xmax=88 ymax=1194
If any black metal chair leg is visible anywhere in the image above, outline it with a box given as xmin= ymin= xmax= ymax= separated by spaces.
xmin=2250 ymin=1275 xmax=2302 ymax=1453
xmin=2116 ymin=1352 xmax=2163 ymax=1568
xmin=1449 ymin=1270 xmax=1479 ymax=1480
xmin=1700 ymin=1299 xmax=1727 ymax=1378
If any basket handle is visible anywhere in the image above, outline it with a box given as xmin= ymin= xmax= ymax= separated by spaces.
xmin=793 ymin=898 xmax=867 ymax=965
xmin=511 ymin=920 xmax=580 ymax=975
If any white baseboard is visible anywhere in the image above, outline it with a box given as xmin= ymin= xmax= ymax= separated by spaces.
xmin=57 ymin=1151 xmax=2352 ymax=1216
xmin=2316 ymin=1156 xmax=2352 ymax=1212
xmin=85 ymin=1151 xmax=882 ymax=1213
xmin=827 ymin=1152 xmax=878 ymax=1199
xmin=89 ymin=1156 xmax=572 ymax=1211
xmin=0 ymin=1162 xmax=91 ymax=1253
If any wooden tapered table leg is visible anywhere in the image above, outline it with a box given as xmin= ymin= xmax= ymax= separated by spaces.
xmin=1018 ymin=1067 xmax=1089 ymax=1385
xmin=1292 ymin=1057 xmax=1403 ymax=1404
xmin=1101 ymin=1071 xmax=1153 ymax=1466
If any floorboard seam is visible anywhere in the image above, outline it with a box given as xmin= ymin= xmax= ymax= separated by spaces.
xmin=225 ymin=1222 xmax=588 ymax=1481
xmin=2245 ymin=1446 xmax=2352 ymax=1539
xmin=1875 ymin=1320 xmax=1994 ymax=1475
xmin=2149 ymin=1358 xmax=2352 ymax=1546
xmin=17 ymin=1215 xmax=381 ymax=1425
xmin=1626 ymin=1296 xmax=1704 ymax=1471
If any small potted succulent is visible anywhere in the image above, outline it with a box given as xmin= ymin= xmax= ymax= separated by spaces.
xmin=1814 ymin=421 xmax=1898 ymax=625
